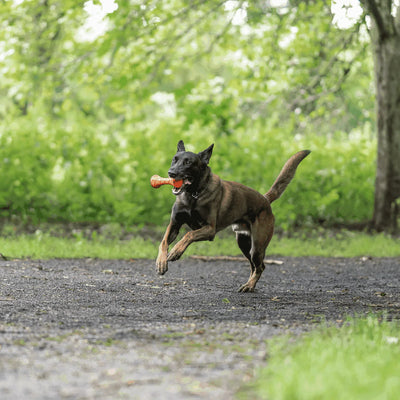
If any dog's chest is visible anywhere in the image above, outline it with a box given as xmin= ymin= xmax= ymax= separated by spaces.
xmin=188 ymin=208 xmax=207 ymax=229
xmin=176 ymin=204 xmax=208 ymax=230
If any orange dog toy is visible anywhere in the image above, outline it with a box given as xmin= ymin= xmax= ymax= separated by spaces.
xmin=150 ymin=175 xmax=183 ymax=189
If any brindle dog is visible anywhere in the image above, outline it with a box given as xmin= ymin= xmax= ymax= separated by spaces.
xmin=156 ymin=140 xmax=310 ymax=292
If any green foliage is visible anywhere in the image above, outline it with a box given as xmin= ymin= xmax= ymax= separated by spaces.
xmin=242 ymin=316 xmax=400 ymax=400
xmin=0 ymin=116 xmax=376 ymax=227
xmin=0 ymin=1 xmax=376 ymax=227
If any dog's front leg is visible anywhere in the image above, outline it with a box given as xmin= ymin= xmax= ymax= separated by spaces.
xmin=156 ymin=220 xmax=181 ymax=275
xmin=167 ymin=224 xmax=216 ymax=262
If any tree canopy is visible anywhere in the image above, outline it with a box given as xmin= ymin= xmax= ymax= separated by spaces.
xmin=0 ymin=1 xmax=378 ymax=228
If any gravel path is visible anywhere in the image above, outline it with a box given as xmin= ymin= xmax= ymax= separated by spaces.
xmin=1 ymin=256 xmax=399 ymax=399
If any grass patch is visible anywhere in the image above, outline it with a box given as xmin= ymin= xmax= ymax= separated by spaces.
xmin=271 ymin=230 xmax=400 ymax=257
xmin=0 ymin=229 xmax=398 ymax=259
xmin=188 ymin=230 xmax=400 ymax=258
xmin=0 ymin=234 xmax=156 ymax=259
xmin=240 ymin=316 xmax=400 ymax=400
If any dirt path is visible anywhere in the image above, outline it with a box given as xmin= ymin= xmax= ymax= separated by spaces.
xmin=1 ymin=256 xmax=399 ymax=399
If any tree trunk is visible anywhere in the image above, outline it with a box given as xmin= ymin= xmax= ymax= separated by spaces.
xmin=365 ymin=1 xmax=400 ymax=232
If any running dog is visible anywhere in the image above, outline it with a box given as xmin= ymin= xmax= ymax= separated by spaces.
xmin=156 ymin=140 xmax=310 ymax=292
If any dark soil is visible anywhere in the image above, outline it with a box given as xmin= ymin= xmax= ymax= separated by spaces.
xmin=0 ymin=256 xmax=399 ymax=399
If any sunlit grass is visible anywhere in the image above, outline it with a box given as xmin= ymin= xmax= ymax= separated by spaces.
xmin=270 ymin=231 xmax=400 ymax=257
xmin=0 ymin=234 xmax=156 ymax=260
xmin=240 ymin=316 xmax=400 ymax=400
xmin=190 ymin=230 xmax=400 ymax=258
xmin=0 ymin=229 xmax=398 ymax=259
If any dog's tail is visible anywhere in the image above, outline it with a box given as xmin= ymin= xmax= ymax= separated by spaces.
xmin=265 ymin=150 xmax=311 ymax=204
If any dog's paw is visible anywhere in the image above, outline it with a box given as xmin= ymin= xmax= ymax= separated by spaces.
xmin=238 ymin=283 xmax=255 ymax=293
xmin=156 ymin=256 xmax=168 ymax=275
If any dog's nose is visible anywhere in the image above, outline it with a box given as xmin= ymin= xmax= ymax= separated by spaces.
xmin=168 ymin=170 xmax=177 ymax=179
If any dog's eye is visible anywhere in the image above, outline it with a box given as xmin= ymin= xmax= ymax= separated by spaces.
xmin=183 ymin=159 xmax=191 ymax=165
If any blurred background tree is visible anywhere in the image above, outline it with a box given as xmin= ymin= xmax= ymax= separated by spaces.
xmin=360 ymin=0 xmax=400 ymax=232
xmin=0 ymin=0 xmax=396 ymax=232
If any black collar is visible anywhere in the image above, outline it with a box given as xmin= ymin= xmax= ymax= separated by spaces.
xmin=188 ymin=167 xmax=211 ymax=200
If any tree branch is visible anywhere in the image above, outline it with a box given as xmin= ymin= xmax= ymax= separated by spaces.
xmin=289 ymin=19 xmax=365 ymax=111
xmin=190 ymin=255 xmax=284 ymax=264
xmin=145 ymin=0 xmax=226 ymax=83
xmin=177 ymin=0 xmax=246 ymax=61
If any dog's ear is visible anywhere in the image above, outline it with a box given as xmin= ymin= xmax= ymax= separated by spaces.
xmin=177 ymin=140 xmax=185 ymax=152
xmin=198 ymin=144 xmax=214 ymax=165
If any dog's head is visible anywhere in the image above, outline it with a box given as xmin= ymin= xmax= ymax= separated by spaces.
xmin=168 ymin=140 xmax=214 ymax=195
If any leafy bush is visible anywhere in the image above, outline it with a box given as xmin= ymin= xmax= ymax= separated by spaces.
xmin=0 ymin=112 xmax=375 ymax=228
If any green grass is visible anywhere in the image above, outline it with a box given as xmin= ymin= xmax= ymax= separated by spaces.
xmin=0 ymin=229 xmax=398 ymax=259
xmin=0 ymin=234 xmax=156 ymax=260
xmin=240 ymin=316 xmax=400 ymax=400
xmin=271 ymin=231 xmax=400 ymax=257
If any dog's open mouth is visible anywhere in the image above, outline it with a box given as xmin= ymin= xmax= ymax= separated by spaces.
xmin=172 ymin=178 xmax=192 ymax=195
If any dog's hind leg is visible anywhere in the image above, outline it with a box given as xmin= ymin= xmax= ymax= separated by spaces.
xmin=238 ymin=211 xmax=274 ymax=293
xmin=236 ymin=232 xmax=252 ymax=262
xmin=235 ymin=232 xmax=256 ymax=280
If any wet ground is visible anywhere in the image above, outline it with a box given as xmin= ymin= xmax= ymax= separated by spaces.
xmin=1 ymin=256 xmax=399 ymax=399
